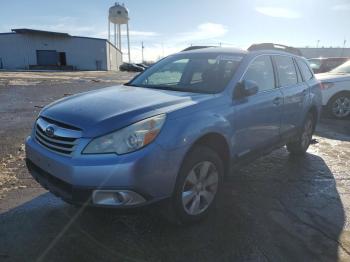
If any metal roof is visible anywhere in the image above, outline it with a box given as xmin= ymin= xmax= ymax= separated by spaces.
xmin=11 ymin=28 xmax=71 ymax=37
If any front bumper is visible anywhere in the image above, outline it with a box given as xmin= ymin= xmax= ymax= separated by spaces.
xmin=25 ymin=136 xmax=186 ymax=207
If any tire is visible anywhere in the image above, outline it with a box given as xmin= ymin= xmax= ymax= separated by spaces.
xmin=327 ymin=92 xmax=350 ymax=119
xmin=163 ymin=146 xmax=224 ymax=225
xmin=286 ymin=113 xmax=315 ymax=155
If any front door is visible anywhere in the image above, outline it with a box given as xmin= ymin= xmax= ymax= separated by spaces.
xmin=233 ymin=55 xmax=283 ymax=158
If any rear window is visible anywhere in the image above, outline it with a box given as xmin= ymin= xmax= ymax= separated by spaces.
xmin=274 ymin=56 xmax=298 ymax=87
xmin=297 ymin=59 xmax=314 ymax=81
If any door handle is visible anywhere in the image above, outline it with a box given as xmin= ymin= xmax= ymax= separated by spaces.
xmin=273 ymin=97 xmax=282 ymax=106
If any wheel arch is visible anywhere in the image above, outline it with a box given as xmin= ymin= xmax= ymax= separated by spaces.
xmin=184 ymin=132 xmax=231 ymax=177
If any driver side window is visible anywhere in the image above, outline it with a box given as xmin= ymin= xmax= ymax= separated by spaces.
xmin=244 ymin=56 xmax=275 ymax=92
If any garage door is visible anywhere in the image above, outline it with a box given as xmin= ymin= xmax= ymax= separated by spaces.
xmin=36 ymin=50 xmax=58 ymax=66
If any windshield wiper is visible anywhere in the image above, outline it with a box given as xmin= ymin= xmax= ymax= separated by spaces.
xmin=330 ymin=72 xmax=347 ymax=75
xmin=124 ymin=82 xmax=137 ymax=86
xmin=142 ymin=85 xmax=183 ymax=91
xmin=139 ymin=84 xmax=204 ymax=93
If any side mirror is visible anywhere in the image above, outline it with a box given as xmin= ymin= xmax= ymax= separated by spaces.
xmin=233 ymin=80 xmax=259 ymax=99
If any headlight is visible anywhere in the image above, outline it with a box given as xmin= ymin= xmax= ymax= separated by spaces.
xmin=83 ymin=114 xmax=166 ymax=155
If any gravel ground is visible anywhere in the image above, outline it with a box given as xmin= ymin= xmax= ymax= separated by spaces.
xmin=0 ymin=71 xmax=349 ymax=262
xmin=0 ymin=71 xmax=136 ymax=200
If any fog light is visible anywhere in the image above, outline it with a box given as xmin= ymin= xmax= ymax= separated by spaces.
xmin=92 ymin=190 xmax=146 ymax=206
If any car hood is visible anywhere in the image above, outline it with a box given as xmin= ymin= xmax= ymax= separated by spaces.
xmin=41 ymin=85 xmax=210 ymax=137
xmin=316 ymin=73 xmax=350 ymax=82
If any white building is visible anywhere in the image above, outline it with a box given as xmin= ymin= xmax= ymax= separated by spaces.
xmin=0 ymin=28 xmax=122 ymax=71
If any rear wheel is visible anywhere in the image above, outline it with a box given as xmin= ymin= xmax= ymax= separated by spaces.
xmin=327 ymin=92 xmax=350 ymax=119
xmin=286 ymin=113 xmax=315 ymax=155
xmin=164 ymin=146 xmax=223 ymax=225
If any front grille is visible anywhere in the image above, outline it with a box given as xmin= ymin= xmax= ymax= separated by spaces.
xmin=35 ymin=117 xmax=82 ymax=156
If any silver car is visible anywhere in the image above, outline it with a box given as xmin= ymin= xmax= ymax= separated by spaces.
xmin=316 ymin=61 xmax=350 ymax=119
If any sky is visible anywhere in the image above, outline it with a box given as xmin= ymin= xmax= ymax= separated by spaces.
xmin=1 ymin=0 xmax=350 ymax=62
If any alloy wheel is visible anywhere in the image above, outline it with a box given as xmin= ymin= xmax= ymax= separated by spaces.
xmin=332 ymin=96 xmax=350 ymax=118
xmin=181 ymin=161 xmax=219 ymax=215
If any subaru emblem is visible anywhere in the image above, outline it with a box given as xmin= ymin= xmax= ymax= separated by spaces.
xmin=45 ymin=126 xmax=55 ymax=137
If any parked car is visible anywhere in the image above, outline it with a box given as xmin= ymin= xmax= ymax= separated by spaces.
xmin=316 ymin=60 xmax=350 ymax=119
xmin=308 ymin=57 xmax=350 ymax=74
xmin=25 ymin=46 xmax=322 ymax=224
xmin=119 ymin=62 xmax=144 ymax=72
xmin=136 ymin=63 xmax=148 ymax=69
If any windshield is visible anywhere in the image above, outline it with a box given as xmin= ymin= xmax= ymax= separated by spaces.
xmin=129 ymin=53 xmax=244 ymax=93
xmin=330 ymin=60 xmax=350 ymax=74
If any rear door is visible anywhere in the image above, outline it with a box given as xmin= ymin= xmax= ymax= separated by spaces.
xmin=233 ymin=55 xmax=283 ymax=157
xmin=273 ymin=55 xmax=308 ymax=138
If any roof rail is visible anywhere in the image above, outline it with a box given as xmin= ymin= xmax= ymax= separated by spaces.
xmin=248 ymin=43 xmax=302 ymax=56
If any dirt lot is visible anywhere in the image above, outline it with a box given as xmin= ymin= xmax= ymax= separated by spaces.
xmin=0 ymin=71 xmax=350 ymax=262
xmin=0 ymin=71 xmax=135 ymax=201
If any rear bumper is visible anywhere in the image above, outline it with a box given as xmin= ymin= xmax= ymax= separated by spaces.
xmin=25 ymin=135 xmax=187 ymax=207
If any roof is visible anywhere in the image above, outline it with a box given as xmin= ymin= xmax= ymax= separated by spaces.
xmin=0 ymin=28 xmax=121 ymax=52
xmin=11 ymin=28 xmax=71 ymax=37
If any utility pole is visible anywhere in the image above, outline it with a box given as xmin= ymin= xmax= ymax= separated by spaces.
xmin=141 ymin=41 xmax=145 ymax=63
xmin=341 ymin=38 xmax=347 ymax=57
xmin=316 ymin=40 xmax=320 ymax=48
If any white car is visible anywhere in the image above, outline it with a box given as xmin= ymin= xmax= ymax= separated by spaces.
xmin=316 ymin=61 xmax=350 ymax=119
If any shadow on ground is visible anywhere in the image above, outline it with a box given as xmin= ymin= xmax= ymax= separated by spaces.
xmin=0 ymin=148 xmax=346 ymax=262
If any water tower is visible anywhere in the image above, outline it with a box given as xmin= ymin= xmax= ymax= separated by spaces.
xmin=108 ymin=2 xmax=131 ymax=62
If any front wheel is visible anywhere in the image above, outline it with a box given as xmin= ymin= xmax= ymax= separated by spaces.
xmin=286 ymin=113 xmax=315 ymax=155
xmin=164 ymin=146 xmax=223 ymax=225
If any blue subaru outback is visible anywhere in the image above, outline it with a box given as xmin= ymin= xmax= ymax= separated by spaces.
xmin=26 ymin=45 xmax=322 ymax=224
